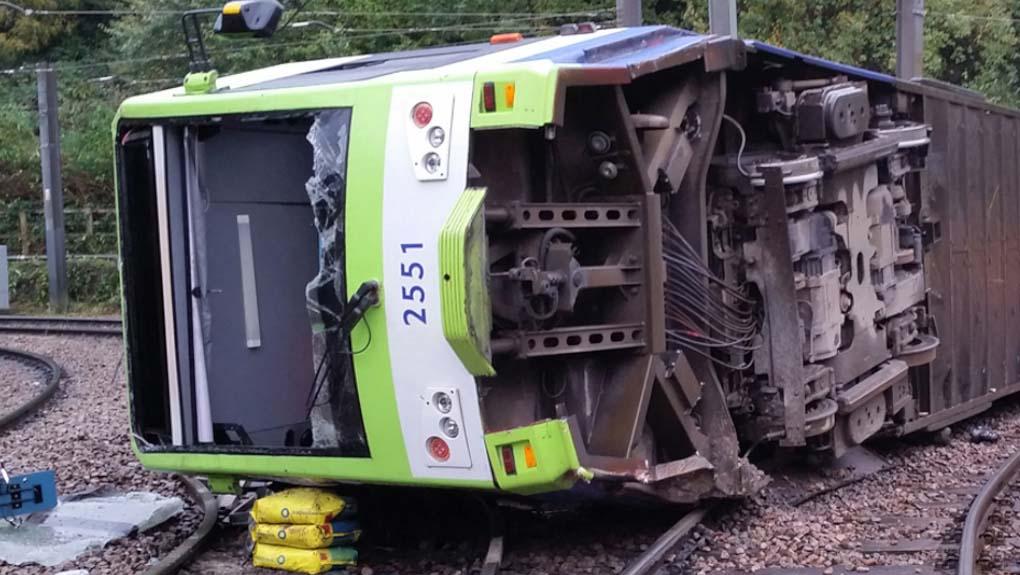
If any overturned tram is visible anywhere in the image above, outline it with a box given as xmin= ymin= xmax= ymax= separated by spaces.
xmin=115 ymin=25 xmax=1020 ymax=500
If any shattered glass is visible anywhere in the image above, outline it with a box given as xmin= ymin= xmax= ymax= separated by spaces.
xmin=304 ymin=110 xmax=368 ymax=455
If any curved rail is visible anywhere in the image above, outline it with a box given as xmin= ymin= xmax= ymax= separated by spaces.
xmin=141 ymin=475 xmax=219 ymax=575
xmin=0 ymin=315 xmax=122 ymax=337
xmin=620 ymin=507 xmax=708 ymax=575
xmin=0 ymin=347 xmax=61 ymax=430
xmin=958 ymin=448 xmax=1020 ymax=575
xmin=0 ymin=347 xmax=216 ymax=572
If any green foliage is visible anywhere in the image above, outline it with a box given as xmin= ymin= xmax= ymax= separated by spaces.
xmin=9 ymin=258 xmax=120 ymax=311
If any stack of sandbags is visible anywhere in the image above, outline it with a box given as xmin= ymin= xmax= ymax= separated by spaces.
xmin=250 ymin=487 xmax=360 ymax=574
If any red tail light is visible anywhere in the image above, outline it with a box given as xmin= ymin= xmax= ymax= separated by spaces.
xmin=427 ymin=436 xmax=450 ymax=462
xmin=411 ymin=102 xmax=433 ymax=128
xmin=501 ymin=445 xmax=517 ymax=475
xmin=482 ymin=82 xmax=496 ymax=113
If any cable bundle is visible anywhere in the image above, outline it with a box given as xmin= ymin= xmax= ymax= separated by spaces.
xmin=663 ymin=218 xmax=762 ymax=370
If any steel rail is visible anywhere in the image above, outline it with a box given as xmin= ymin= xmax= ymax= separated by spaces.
xmin=0 ymin=346 xmax=216 ymax=573
xmin=0 ymin=347 xmax=61 ymax=430
xmin=141 ymin=474 xmax=219 ymax=575
xmin=0 ymin=315 xmax=122 ymax=337
xmin=958 ymin=447 xmax=1020 ymax=575
xmin=619 ymin=507 xmax=708 ymax=575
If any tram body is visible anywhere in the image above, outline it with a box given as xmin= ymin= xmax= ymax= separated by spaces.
xmin=115 ymin=26 xmax=1020 ymax=500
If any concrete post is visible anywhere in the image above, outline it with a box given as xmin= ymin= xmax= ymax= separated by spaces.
xmin=896 ymin=0 xmax=925 ymax=80
xmin=37 ymin=64 xmax=68 ymax=312
xmin=0 ymin=246 xmax=8 ymax=311
xmin=709 ymin=0 xmax=738 ymax=36
xmin=615 ymin=0 xmax=641 ymax=27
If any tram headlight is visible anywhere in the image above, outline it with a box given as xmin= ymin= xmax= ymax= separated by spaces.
xmin=440 ymin=417 xmax=459 ymax=438
xmin=422 ymin=152 xmax=442 ymax=174
xmin=427 ymin=126 xmax=445 ymax=148
xmin=432 ymin=391 xmax=453 ymax=414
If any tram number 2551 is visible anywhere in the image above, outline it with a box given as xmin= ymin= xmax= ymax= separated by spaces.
xmin=399 ymin=243 xmax=427 ymax=326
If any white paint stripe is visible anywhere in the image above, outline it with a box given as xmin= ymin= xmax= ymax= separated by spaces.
xmin=153 ymin=126 xmax=183 ymax=446
xmin=382 ymin=82 xmax=492 ymax=481
xmin=431 ymin=28 xmax=626 ymax=75
xmin=215 ymin=55 xmax=370 ymax=90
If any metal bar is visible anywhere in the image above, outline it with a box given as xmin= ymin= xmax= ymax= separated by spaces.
xmin=896 ymin=0 xmax=925 ymax=80
xmin=620 ymin=507 xmax=707 ymax=575
xmin=36 ymin=65 xmax=67 ymax=312
xmin=236 ymin=214 xmax=262 ymax=349
xmin=958 ymin=446 xmax=1020 ymax=574
xmin=760 ymin=166 xmax=806 ymax=446
xmin=488 ymin=202 xmax=642 ymax=230
xmin=587 ymin=354 xmax=656 ymax=458
xmin=497 ymin=322 xmax=645 ymax=358
xmin=708 ymin=0 xmax=737 ymax=36
xmin=577 ymin=265 xmax=640 ymax=288
xmin=153 ymin=126 xmax=184 ymax=446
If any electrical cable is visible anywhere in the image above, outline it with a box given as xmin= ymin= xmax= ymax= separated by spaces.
xmin=662 ymin=215 xmax=762 ymax=371
xmin=0 ymin=3 xmax=613 ymax=19
xmin=279 ymin=0 xmax=312 ymax=32
xmin=304 ymin=319 xmax=372 ymax=415
xmin=0 ymin=15 xmax=604 ymax=76
xmin=721 ymin=113 xmax=751 ymax=177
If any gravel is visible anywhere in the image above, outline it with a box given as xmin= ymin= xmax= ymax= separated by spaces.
xmin=11 ymin=333 xmax=1020 ymax=575
xmin=187 ymin=400 xmax=1020 ymax=575
xmin=0 ymin=334 xmax=201 ymax=575
xmin=0 ymin=353 xmax=50 ymax=420
xmin=186 ymin=490 xmax=687 ymax=575
xmin=679 ymin=400 xmax=1020 ymax=574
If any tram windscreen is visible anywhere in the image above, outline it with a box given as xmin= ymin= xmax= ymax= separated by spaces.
xmin=119 ymin=110 xmax=368 ymax=456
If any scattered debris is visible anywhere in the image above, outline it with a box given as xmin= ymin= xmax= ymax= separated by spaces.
xmin=969 ymin=426 xmax=1000 ymax=444
xmin=0 ymin=490 xmax=184 ymax=567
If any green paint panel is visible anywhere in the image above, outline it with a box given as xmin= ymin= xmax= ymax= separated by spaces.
xmin=183 ymin=71 xmax=218 ymax=95
xmin=118 ymin=79 xmax=491 ymax=490
xmin=115 ymin=56 xmax=562 ymax=491
xmin=484 ymin=419 xmax=582 ymax=494
xmin=470 ymin=62 xmax=561 ymax=129
xmin=439 ymin=187 xmax=495 ymax=376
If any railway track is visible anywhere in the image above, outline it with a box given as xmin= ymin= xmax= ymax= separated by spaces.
xmin=0 ymin=339 xmax=214 ymax=574
xmin=0 ymin=347 xmax=60 ymax=430
xmin=958 ymin=443 xmax=1020 ymax=575
xmin=0 ymin=315 xmax=122 ymax=336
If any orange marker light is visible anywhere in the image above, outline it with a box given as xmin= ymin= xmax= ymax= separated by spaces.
xmin=490 ymin=32 xmax=524 ymax=45
xmin=523 ymin=443 xmax=537 ymax=468
xmin=504 ymin=83 xmax=516 ymax=109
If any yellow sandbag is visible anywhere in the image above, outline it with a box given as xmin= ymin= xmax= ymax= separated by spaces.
xmin=250 ymin=487 xmax=354 ymax=525
xmin=252 ymin=543 xmax=357 ymax=574
xmin=250 ymin=520 xmax=361 ymax=549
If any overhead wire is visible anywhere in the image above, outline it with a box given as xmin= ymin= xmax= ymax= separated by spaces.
xmin=0 ymin=2 xmax=613 ymax=19
xmin=0 ymin=11 xmax=615 ymax=76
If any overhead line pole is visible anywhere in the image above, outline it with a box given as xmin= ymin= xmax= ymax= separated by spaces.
xmin=896 ymin=0 xmax=925 ymax=79
xmin=709 ymin=0 xmax=738 ymax=36
xmin=36 ymin=64 xmax=68 ymax=313
xmin=615 ymin=0 xmax=640 ymax=27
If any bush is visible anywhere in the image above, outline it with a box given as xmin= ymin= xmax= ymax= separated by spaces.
xmin=9 ymin=258 xmax=120 ymax=313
